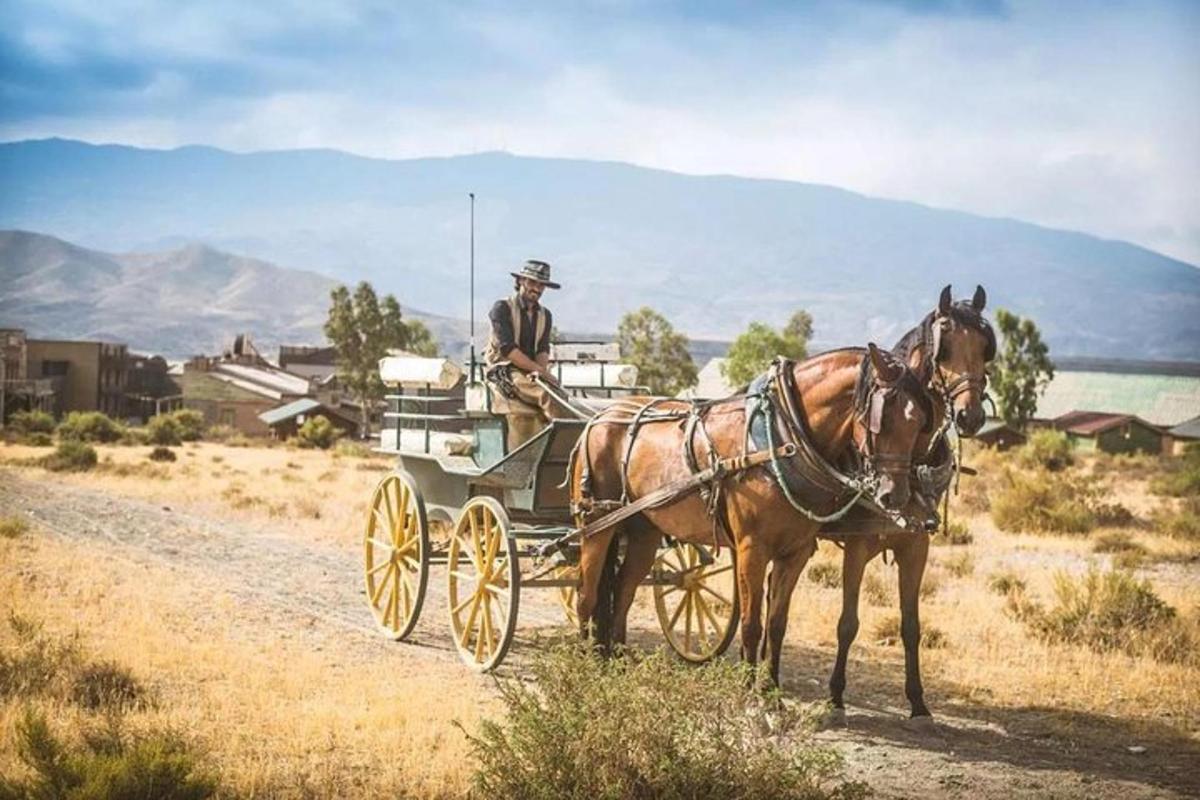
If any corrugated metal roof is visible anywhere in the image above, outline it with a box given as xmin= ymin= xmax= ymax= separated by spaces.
xmin=1035 ymin=370 xmax=1200 ymax=428
xmin=217 ymin=363 xmax=310 ymax=396
xmin=1054 ymin=410 xmax=1161 ymax=436
xmin=258 ymin=397 xmax=322 ymax=426
xmin=1170 ymin=415 xmax=1200 ymax=439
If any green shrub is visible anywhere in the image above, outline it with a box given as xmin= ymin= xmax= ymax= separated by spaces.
xmin=167 ymin=409 xmax=206 ymax=441
xmin=56 ymin=411 xmax=124 ymax=444
xmin=332 ymin=438 xmax=372 ymax=458
xmin=991 ymin=468 xmax=1096 ymax=534
xmin=146 ymin=415 xmax=182 ymax=446
xmin=1028 ymin=568 xmax=1174 ymax=655
xmin=1151 ymin=497 xmax=1200 ymax=540
xmin=1149 ymin=446 xmax=1200 ymax=497
xmin=1 ymin=516 xmax=29 ymax=539
xmin=22 ymin=431 xmax=53 ymax=446
xmin=459 ymin=645 xmax=866 ymax=800
xmin=203 ymin=424 xmax=236 ymax=442
xmin=0 ymin=710 xmax=216 ymax=800
xmin=9 ymin=410 xmax=56 ymax=435
xmin=118 ymin=427 xmax=150 ymax=446
xmin=807 ymin=560 xmax=842 ymax=589
xmin=148 ymin=446 xmax=177 ymax=463
xmin=1018 ymin=429 xmax=1073 ymax=472
xmin=295 ymin=415 xmax=341 ymax=450
xmin=987 ymin=571 xmax=1026 ymax=595
xmin=41 ymin=441 xmax=98 ymax=472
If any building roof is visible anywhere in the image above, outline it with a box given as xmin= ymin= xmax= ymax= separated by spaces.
xmin=1035 ymin=370 xmax=1200 ymax=428
xmin=259 ymin=397 xmax=323 ymax=426
xmin=976 ymin=419 xmax=1024 ymax=438
xmin=1054 ymin=410 xmax=1163 ymax=436
xmin=215 ymin=362 xmax=310 ymax=397
xmin=1169 ymin=415 xmax=1200 ymax=440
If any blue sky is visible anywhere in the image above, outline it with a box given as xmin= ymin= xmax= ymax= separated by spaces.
xmin=2 ymin=0 xmax=1198 ymax=263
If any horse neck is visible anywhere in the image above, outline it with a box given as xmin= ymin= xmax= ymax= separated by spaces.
xmin=790 ymin=352 xmax=861 ymax=461
xmin=905 ymin=342 xmax=948 ymax=422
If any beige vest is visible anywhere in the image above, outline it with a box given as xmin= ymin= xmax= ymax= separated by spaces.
xmin=485 ymin=294 xmax=548 ymax=366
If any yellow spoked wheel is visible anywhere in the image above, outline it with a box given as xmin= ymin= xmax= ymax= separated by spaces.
xmin=447 ymin=497 xmax=520 ymax=671
xmin=363 ymin=471 xmax=429 ymax=641
xmin=555 ymin=565 xmax=580 ymax=629
xmin=653 ymin=542 xmax=739 ymax=663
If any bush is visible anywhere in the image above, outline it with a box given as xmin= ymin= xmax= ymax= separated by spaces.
xmin=807 ymin=560 xmax=841 ymax=589
xmin=169 ymin=409 xmax=206 ymax=441
xmin=0 ymin=709 xmax=216 ymax=800
xmin=119 ymin=427 xmax=150 ymax=446
xmin=1027 ymin=568 xmax=1174 ymax=655
xmin=987 ymin=571 xmax=1026 ymax=595
xmin=23 ymin=432 xmax=54 ymax=446
xmin=146 ymin=414 xmax=182 ymax=446
xmin=1151 ymin=497 xmax=1200 ymax=540
xmin=1092 ymin=531 xmax=1146 ymax=555
xmin=1 ymin=516 xmax=29 ymax=539
xmin=41 ymin=441 xmax=98 ymax=472
xmin=203 ymin=424 xmax=236 ymax=442
xmin=56 ymin=411 xmax=124 ymax=444
xmin=862 ymin=572 xmax=890 ymax=606
xmin=872 ymin=615 xmax=946 ymax=648
xmin=295 ymin=415 xmax=341 ymax=450
xmin=459 ymin=645 xmax=867 ymax=800
xmin=991 ymin=468 xmax=1097 ymax=534
xmin=941 ymin=551 xmax=975 ymax=579
xmin=148 ymin=446 xmax=177 ymax=463
xmin=1149 ymin=446 xmax=1200 ymax=497
xmin=1018 ymin=429 xmax=1073 ymax=472
xmin=332 ymin=438 xmax=372 ymax=458
xmin=9 ymin=410 xmax=55 ymax=435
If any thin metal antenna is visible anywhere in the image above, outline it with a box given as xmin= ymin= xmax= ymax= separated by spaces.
xmin=469 ymin=192 xmax=476 ymax=382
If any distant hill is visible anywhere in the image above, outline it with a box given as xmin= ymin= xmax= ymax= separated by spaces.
xmin=0 ymin=231 xmax=455 ymax=358
xmin=1 ymin=138 xmax=1198 ymax=359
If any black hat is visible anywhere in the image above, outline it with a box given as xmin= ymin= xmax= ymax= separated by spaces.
xmin=510 ymin=259 xmax=561 ymax=289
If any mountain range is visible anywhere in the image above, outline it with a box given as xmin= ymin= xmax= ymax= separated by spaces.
xmin=1 ymin=138 xmax=1198 ymax=360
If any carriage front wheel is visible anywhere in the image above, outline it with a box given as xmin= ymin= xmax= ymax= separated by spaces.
xmin=447 ymin=496 xmax=521 ymax=671
xmin=653 ymin=542 xmax=739 ymax=663
xmin=363 ymin=471 xmax=430 ymax=641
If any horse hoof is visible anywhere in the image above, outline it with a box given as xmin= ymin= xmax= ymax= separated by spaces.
xmin=826 ymin=708 xmax=848 ymax=727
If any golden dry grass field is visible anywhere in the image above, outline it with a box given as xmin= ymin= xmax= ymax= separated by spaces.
xmin=2 ymin=438 xmax=1198 ymax=798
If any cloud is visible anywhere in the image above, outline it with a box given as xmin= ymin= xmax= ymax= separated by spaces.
xmin=0 ymin=0 xmax=1197 ymax=263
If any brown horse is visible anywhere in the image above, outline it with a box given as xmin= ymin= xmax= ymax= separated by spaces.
xmin=821 ymin=284 xmax=995 ymax=721
xmin=570 ymin=343 xmax=935 ymax=685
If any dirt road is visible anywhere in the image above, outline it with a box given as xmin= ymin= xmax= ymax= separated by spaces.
xmin=3 ymin=470 xmax=1197 ymax=799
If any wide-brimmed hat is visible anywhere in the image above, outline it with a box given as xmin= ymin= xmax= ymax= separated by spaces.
xmin=510 ymin=259 xmax=561 ymax=289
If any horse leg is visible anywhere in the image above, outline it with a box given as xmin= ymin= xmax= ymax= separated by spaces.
xmin=611 ymin=526 xmax=662 ymax=646
xmin=736 ymin=542 xmax=769 ymax=673
xmin=895 ymin=534 xmax=932 ymax=719
xmin=764 ymin=541 xmax=815 ymax=688
xmin=829 ymin=538 xmax=873 ymax=712
xmin=576 ymin=528 xmax=618 ymax=652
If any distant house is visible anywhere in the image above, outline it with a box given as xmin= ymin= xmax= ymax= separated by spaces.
xmin=973 ymin=419 xmax=1026 ymax=451
xmin=258 ymin=397 xmax=359 ymax=440
xmin=1052 ymin=410 xmax=1166 ymax=455
xmin=278 ymin=345 xmax=338 ymax=381
xmin=1168 ymin=416 xmax=1200 ymax=456
xmin=0 ymin=328 xmax=130 ymax=420
xmin=1035 ymin=358 xmax=1200 ymax=429
xmin=178 ymin=354 xmax=312 ymax=437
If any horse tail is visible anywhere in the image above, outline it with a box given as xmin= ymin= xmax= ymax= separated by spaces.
xmin=592 ymin=533 xmax=621 ymax=654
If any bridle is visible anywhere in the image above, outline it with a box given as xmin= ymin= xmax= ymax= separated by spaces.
xmin=924 ymin=309 xmax=995 ymax=430
xmin=853 ymin=353 xmax=934 ymax=487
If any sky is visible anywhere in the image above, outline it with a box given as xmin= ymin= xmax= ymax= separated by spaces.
xmin=2 ymin=0 xmax=1198 ymax=265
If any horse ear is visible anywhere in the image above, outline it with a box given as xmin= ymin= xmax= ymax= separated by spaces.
xmin=868 ymin=342 xmax=901 ymax=383
xmin=938 ymin=285 xmax=952 ymax=315
xmin=972 ymin=284 xmax=987 ymax=311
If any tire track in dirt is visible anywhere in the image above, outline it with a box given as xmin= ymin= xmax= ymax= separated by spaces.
xmin=1 ymin=471 xmax=571 ymax=666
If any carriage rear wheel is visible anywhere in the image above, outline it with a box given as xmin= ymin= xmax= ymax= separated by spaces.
xmin=363 ymin=471 xmax=429 ymax=641
xmin=653 ymin=542 xmax=738 ymax=663
xmin=447 ymin=496 xmax=520 ymax=671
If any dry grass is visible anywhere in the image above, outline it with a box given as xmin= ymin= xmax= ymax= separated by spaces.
xmin=2 ymin=441 xmax=1199 ymax=796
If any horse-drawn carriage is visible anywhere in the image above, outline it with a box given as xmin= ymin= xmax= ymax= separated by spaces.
xmin=362 ymin=344 xmax=739 ymax=670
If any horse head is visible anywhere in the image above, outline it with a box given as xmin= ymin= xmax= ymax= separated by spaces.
xmin=924 ymin=284 xmax=995 ymax=437
xmin=853 ymin=343 xmax=935 ymax=511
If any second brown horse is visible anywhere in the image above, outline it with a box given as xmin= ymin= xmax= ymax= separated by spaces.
xmin=570 ymin=343 xmax=934 ymax=685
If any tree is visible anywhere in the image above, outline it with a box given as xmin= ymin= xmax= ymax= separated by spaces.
xmin=989 ymin=308 xmax=1054 ymax=429
xmin=720 ymin=310 xmax=813 ymax=387
xmin=616 ymin=307 xmax=698 ymax=396
xmin=324 ymin=282 xmax=438 ymax=435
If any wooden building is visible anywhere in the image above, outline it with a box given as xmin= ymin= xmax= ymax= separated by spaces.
xmin=258 ymin=397 xmax=359 ymax=440
xmin=1052 ymin=410 xmax=1167 ymax=455
xmin=973 ymin=419 xmax=1027 ymax=451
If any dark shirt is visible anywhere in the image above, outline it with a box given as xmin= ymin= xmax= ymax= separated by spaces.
xmin=489 ymin=295 xmax=552 ymax=360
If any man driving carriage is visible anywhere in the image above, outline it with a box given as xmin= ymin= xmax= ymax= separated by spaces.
xmin=484 ymin=259 xmax=576 ymax=448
